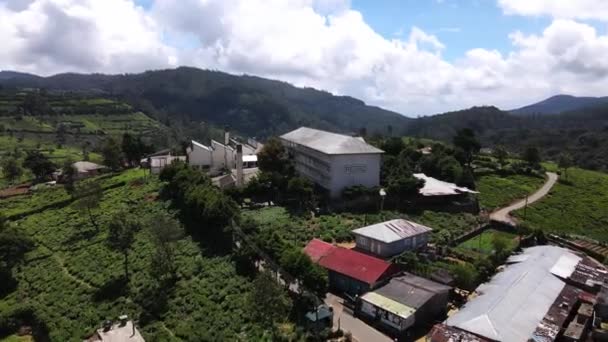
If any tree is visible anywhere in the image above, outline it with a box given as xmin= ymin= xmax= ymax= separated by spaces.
xmin=451 ymin=263 xmax=478 ymax=291
xmin=558 ymin=153 xmax=573 ymax=180
xmin=61 ymin=159 xmax=77 ymax=194
xmin=491 ymin=235 xmax=510 ymax=256
xmin=247 ymin=271 xmax=292 ymax=330
xmin=381 ymin=137 xmax=405 ymax=156
xmin=101 ymin=137 xmax=122 ymax=171
xmin=72 ymin=180 xmax=103 ymax=231
xmin=0 ymin=215 xmax=34 ymax=295
xmin=387 ymin=173 xmax=424 ymax=199
xmin=256 ymin=137 xmax=294 ymax=198
xmin=147 ymin=211 xmax=184 ymax=280
xmin=493 ymin=146 xmax=509 ymax=168
xmin=107 ymin=212 xmax=141 ymax=282
xmin=287 ymin=176 xmax=314 ymax=210
xmin=1 ymin=157 xmax=23 ymax=184
xmin=522 ymin=146 xmax=541 ymax=168
xmin=453 ymin=128 xmax=481 ymax=166
xmin=122 ymin=133 xmax=152 ymax=167
xmin=23 ymin=151 xmax=56 ymax=181
xmin=280 ymin=247 xmax=328 ymax=298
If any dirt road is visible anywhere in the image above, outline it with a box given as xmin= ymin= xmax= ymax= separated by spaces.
xmin=490 ymin=172 xmax=558 ymax=225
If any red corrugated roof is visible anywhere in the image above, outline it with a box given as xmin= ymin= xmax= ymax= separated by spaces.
xmin=320 ymin=246 xmax=396 ymax=285
xmin=304 ymin=239 xmax=336 ymax=263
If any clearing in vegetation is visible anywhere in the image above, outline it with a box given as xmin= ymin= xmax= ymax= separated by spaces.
xmin=513 ymin=167 xmax=608 ymax=242
xmin=456 ymin=229 xmax=518 ymax=255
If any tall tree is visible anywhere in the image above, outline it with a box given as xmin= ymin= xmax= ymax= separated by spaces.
xmin=247 ymin=271 xmax=292 ymax=330
xmin=147 ymin=211 xmax=184 ymax=280
xmin=257 ymin=137 xmax=292 ymax=175
xmin=558 ymin=153 xmax=573 ymax=180
xmin=287 ymin=176 xmax=314 ymax=211
xmin=107 ymin=212 xmax=141 ymax=282
xmin=122 ymin=133 xmax=151 ymax=167
xmin=23 ymin=150 xmax=56 ymax=181
xmin=101 ymin=137 xmax=122 ymax=171
xmin=73 ymin=180 xmax=103 ymax=231
xmin=1 ymin=157 xmax=23 ymax=184
xmin=453 ymin=128 xmax=481 ymax=166
xmin=522 ymin=146 xmax=541 ymax=168
xmin=493 ymin=146 xmax=509 ymax=168
xmin=62 ymin=159 xmax=77 ymax=194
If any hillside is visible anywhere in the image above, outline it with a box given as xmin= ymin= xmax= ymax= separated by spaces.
xmin=510 ymin=94 xmax=608 ymax=115
xmin=0 ymin=67 xmax=411 ymax=137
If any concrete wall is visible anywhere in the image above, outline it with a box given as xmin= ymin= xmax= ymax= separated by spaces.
xmin=188 ymin=145 xmax=212 ymax=168
xmin=210 ymin=140 xmax=235 ymax=171
xmin=328 ymin=154 xmax=381 ymax=197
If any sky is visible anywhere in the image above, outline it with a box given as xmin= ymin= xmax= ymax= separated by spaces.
xmin=1 ymin=0 xmax=608 ymax=116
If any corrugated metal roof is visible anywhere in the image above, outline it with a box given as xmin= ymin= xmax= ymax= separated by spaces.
xmin=360 ymin=292 xmax=416 ymax=320
xmin=280 ymin=127 xmax=384 ymax=155
xmin=316 ymin=246 xmax=396 ymax=285
xmin=446 ymin=246 xmax=582 ymax=342
xmin=414 ymin=173 xmax=478 ymax=196
xmin=304 ymin=239 xmax=336 ymax=263
xmin=72 ymin=161 xmax=106 ymax=173
xmin=192 ymin=140 xmax=212 ymax=151
xmin=352 ymin=219 xmax=433 ymax=243
xmin=374 ymin=273 xmax=451 ymax=309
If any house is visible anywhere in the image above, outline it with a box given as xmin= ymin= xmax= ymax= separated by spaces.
xmin=352 ymin=219 xmax=433 ymax=258
xmin=358 ymin=273 xmax=451 ymax=334
xmin=72 ymin=161 xmax=107 ymax=179
xmin=88 ymin=316 xmax=144 ymax=342
xmin=188 ymin=133 xmax=260 ymax=174
xmin=303 ymin=239 xmax=398 ymax=295
xmin=280 ymin=127 xmax=384 ymax=197
xmin=436 ymin=246 xmax=608 ymax=342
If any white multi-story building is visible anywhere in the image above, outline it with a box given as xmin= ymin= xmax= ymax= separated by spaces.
xmin=280 ymin=127 xmax=384 ymax=197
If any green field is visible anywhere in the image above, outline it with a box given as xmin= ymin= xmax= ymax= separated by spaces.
xmin=456 ymin=229 xmax=518 ymax=255
xmin=476 ymin=173 xmax=546 ymax=210
xmin=0 ymin=171 xmax=270 ymax=341
xmin=513 ymin=168 xmax=608 ymax=241
xmin=243 ymin=206 xmax=479 ymax=246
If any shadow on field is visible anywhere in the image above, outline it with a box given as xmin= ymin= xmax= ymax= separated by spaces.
xmin=93 ymin=276 xmax=128 ymax=302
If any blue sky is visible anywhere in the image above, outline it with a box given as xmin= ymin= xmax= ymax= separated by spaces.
xmin=351 ymin=0 xmax=552 ymax=60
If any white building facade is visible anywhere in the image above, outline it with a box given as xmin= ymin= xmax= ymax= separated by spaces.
xmin=280 ymin=127 xmax=383 ymax=197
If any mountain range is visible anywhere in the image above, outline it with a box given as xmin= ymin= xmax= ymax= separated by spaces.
xmin=1 ymin=68 xmax=608 ymax=170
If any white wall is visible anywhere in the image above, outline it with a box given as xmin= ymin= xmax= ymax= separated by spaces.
xmin=188 ymin=144 xmax=212 ymax=168
xmin=211 ymin=140 xmax=235 ymax=171
xmin=328 ymin=154 xmax=381 ymax=197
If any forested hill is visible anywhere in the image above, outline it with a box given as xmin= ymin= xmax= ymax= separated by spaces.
xmin=510 ymin=94 xmax=608 ymax=115
xmin=0 ymin=68 xmax=410 ymax=137
xmin=405 ymin=104 xmax=608 ymax=171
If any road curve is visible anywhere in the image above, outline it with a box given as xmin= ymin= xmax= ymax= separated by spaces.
xmin=490 ymin=172 xmax=558 ymax=225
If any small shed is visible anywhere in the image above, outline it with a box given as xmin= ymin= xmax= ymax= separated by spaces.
xmin=303 ymin=239 xmax=398 ymax=295
xmin=352 ymin=219 xmax=433 ymax=258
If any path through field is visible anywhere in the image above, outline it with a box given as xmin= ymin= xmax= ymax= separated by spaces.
xmin=490 ymin=172 xmax=558 ymax=225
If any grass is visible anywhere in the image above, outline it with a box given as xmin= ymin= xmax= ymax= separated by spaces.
xmin=0 ymin=170 xmax=268 ymax=341
xmin=476 ymin=173 xmax=546 ymax=210
xmin=513 ymin=167 xmax=608 ymax=241
xmin=0 ymin=335 xmax=33 ymax=342
xmin=243 ymin=206 xmax=480 ymax=246
xmin=456 ymin=229 xmax=518 ymax=255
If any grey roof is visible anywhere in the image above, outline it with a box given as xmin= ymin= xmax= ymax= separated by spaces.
xmin=72 ymin=161 xmax=106 ymax=173
xmin=280 ymin=127 xmax=384 ymax=155
xmin=374 ymin=273 xmax=451 ymax=309
xmin=446 ymin=246 xmax=582 ymax=342
xmin=352 ymin=219 xmax=433 ymax=243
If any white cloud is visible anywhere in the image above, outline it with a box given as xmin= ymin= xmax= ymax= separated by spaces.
xmin=1 ymin=0 xmax=608 ymax=116
xmin=498 ymin=0 xmax=608 ymax=21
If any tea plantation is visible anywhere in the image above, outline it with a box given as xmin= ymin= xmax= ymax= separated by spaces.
xmin=0 ymin=170 xmax=270 ymax=341
xmin=476 ymin=173 xmax=546 ymax=210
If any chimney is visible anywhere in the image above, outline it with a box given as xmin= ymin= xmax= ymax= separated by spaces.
xmin=236 ymin=144 xmax=244 ymax=187
xmin=224 ymin=126 xmax=230 ymax=146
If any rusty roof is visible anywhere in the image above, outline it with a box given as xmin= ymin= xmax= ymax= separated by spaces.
xmin=428 ymin=324 xmax=490 ymax=342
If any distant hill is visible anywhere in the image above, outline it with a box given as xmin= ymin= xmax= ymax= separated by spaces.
xmin=510 ymin=94 xmax=608 ymax=115
xmin=0 ymin=70 xmax=40 ymax=81
xmin=0 ymin=67 xmax=411 ymax=137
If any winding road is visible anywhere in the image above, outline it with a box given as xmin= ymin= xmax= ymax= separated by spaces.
xmin=490 ymin=172 xmax=558 ymax=225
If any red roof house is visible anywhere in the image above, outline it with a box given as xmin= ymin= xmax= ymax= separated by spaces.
xmin=304 ymin=238 xmax=336 ymax=262
xmin=303 ymin=239 xmax=398 ymax=295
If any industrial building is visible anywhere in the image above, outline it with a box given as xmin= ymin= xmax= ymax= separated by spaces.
xmin=303 ymin=239 xmax=398 ymax=295
xmin=428 ymin=245 xmax=608 ymax=342
xmin=280 ymin=127 xmax=384 ymax=197
xmin=357 ymin=273 xmax=451 ymax=334
xmin=352 ymin=219 xmax=433 ymax=258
